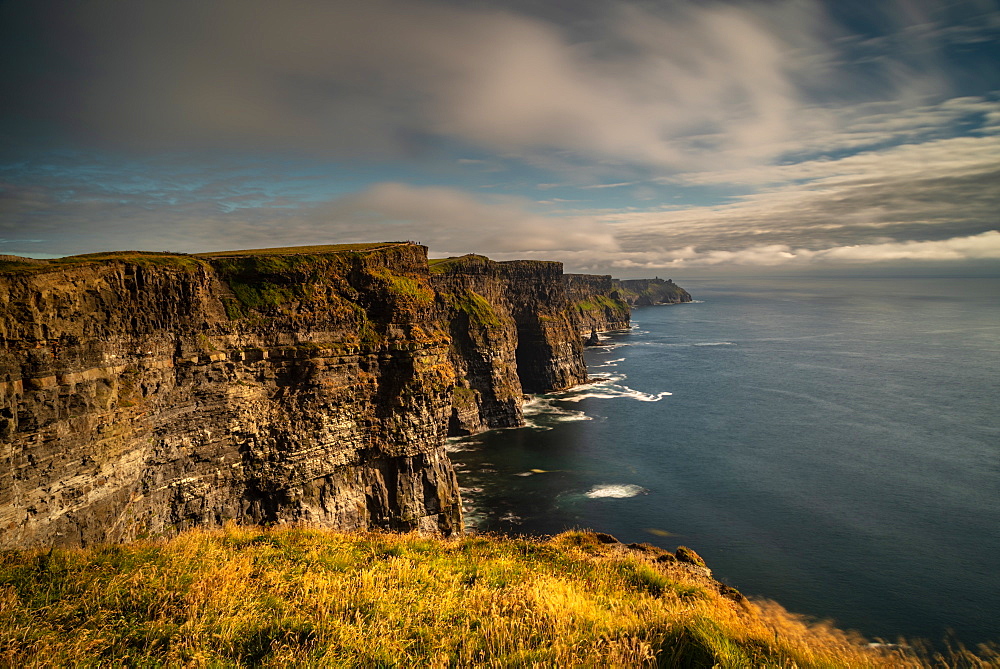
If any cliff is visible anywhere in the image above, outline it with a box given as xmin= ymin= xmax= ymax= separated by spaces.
xmin=0 ymin=244 xmax=467 ymax=548
xmin=565 ymin=273 xmax=631 ymax=335
xmin=0 ymin=244 xmax=594 ymax=548
xmin=430 ymin=254 xmax=587 ymax=435
xmin=616 ymin=277 xmax=692 ymax=306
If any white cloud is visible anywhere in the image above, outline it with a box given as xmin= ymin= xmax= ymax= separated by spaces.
xmin=646 ymin=231 xmax=1000 ymax=267
xmin=517 ymin=231 xmax=1000 ymax=272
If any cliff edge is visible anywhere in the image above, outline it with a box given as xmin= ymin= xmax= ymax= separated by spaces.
xmin=0 ymin=245 xmax=606 ymax=548
xmin=616 ymin=277 xmax=692 ymax=306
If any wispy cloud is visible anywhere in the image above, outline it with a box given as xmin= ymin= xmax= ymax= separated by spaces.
xmin=0 ymin=0 xmax=895 ymax=170
xmin=1 ymin=0 xmax=998 ymax=272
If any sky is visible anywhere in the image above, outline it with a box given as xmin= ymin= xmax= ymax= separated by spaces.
xmin=1 ymin=0 xmax=999 ymax=276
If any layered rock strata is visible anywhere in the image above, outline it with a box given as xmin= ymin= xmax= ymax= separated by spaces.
xmin=0 ymin=245 xmax=600 ymax=548
xmin=1 ymin=245 xmax=461 ymax=548
xmin=430 ymin=255 xmax=587 ymax=435
xmin=565 ymin=273 xmax=631 ymax=335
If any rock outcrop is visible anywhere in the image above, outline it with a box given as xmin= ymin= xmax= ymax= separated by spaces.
xmin=565 ymin=274 xmax=631 ymax=335
xmin=1 ymin=244 xmax=465 ymax=548
xmin=0 ymin=244 xmax=597 ymax=548
xmin=615 ymin=278 xmax=692 ymax=306
xmin=430 ymin=255 xmax=587 ymax=435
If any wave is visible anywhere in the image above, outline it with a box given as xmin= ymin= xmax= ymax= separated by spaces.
xmin=590 ymin=341 xmax=630 ymax=351
xmin=558 ymin=374 xmax=671 ymax=403
xmin=588 ymin=357 xmax=626 ymax=369
xmin=633 ymin=341 xmax=735 ymax=348
xmin=585 ymin=484 xmax=648 ymax=499
xmin=445 ymin=438 xmax=483 ymax=452
xmin=522 ymin=396 xmax=592 ymax=430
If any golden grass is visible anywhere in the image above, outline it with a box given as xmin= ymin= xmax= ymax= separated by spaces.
xmin=0 ymin=527 xmax=995 ymax=667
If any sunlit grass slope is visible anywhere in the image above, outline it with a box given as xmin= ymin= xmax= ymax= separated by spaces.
xmin=0 ymin=527 xmax=995 ymax=667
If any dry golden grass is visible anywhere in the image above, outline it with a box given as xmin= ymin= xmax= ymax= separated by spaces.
xmin=0 ymin=527 xmax=995 ymax=667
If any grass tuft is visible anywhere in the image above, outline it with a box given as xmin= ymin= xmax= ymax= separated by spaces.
xmin=0 ymin=527 xmax=994 ymax=667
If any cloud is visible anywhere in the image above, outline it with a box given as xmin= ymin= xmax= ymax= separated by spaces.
xmin=611 ymin=130 xmax=1000 ymax=255
xmin=1 ymin=0 xmax=927 ymax=171
xmin=624 ymin=231 xmax=1000 ymax=267
xmin=0 ymin=177 xmax=619 ymax=257
xmin=319 ymin=183 xmax=619 ymax=255
xmin=515 ymin=230 xmax=1000 ymax=273
xmin=2 ymin=0 xmax=997 ymax=271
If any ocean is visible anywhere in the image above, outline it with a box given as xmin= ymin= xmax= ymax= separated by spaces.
xmin=450 ymin=276 xmax=1000 ymax=647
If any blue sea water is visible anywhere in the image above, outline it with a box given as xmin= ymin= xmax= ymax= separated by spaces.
xmin=451 ymin=276 xmax=1000 ymax=646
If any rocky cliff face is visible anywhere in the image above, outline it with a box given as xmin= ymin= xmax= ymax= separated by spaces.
xmin=616 ymin=278 xmax=692 ymax=306
xmin=0 ymin=244 xmax=598 ymax=548
xmin=1 ymin=245 xmax=462 ymax=548
xmin=565 ymin=274 xmax=631 ymax=335
xmin=430 ymin=255 xmax=587 ymax=435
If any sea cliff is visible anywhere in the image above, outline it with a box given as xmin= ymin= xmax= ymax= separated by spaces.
xmin=616 ymin=277 xmax=692 ymax=306
xmin=0 ymin=244 xmax=623 ymax=548
xmin=565 ymin=273 xmax=632 ymax=335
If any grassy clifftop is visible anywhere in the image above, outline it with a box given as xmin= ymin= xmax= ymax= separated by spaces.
xmin=1 ymin=527 xmax=990 ymax=667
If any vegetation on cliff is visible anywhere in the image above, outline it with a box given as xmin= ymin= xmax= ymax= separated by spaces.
xmin=0 ymin=251 xmax=208 ymax=275
xmin=572 ymin=293 xmax=630 ymax=314
xmin=438 ymin=288 xmax=503 ymax=329
xmin=2 ymin=526 xmax=993 ymax=667
xmin=616 ymin=278 xmax=692 ymax=306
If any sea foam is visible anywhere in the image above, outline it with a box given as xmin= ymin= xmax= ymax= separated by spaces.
xmin=585 ymin=484 xmax=648 ymax=499
xmin=522 ymin=396 xmax=592 ymax=430
xmin=558 ymin=374 xmax=671 ymax=403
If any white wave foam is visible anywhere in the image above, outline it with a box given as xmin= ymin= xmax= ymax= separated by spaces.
xmin=445 ymin=439 xmax=483 ymax=452
xmin=591 ymin=342 xmax=630 ymax=351
xmin=693 ymin=341 xmax=735 ymax=346
xmin=522 ymin=396 xmax=592 ymax=430
xmin=585 ymin=484 xmax=648 ymax=499
xmin=559 ymin=375 xmax=671 ymax=403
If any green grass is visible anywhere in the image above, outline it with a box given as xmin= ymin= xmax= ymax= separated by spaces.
xmin=573 ymin=294 xmax=629 ymax=313
xmin=0 ymin=243 xmax=413 ymax=276
xmin=208 ymin=255 xmax=332 ymax=318
xmin=428 ymin=254 xmax=491 ymax=274
xmin=1 ymin=527 xmax=991 ymax=667
xmin=368 ymin=267 xmax=435 ymax=305
xmin=196 ymin=243 xmax=410 ymax=258
xmin=440 ymin=289 xmax=502 ymax=328
xmin=0 ymin=252 xmax=207 ymax=275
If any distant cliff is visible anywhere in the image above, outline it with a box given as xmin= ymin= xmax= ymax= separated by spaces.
xmin=564 ymin=274 xmax=631 ymax=335
xmin=616 ymin=278 xmax=692 ymax=306
xmin=0 ymin=244 xmax=601 ymax=548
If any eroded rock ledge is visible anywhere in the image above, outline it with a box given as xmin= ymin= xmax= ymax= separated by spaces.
xmin=1 ymin=243 xmax=662 ymax=548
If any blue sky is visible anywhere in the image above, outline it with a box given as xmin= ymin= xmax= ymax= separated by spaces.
xmin=1 ymin=0 xmax=999 ymax=275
